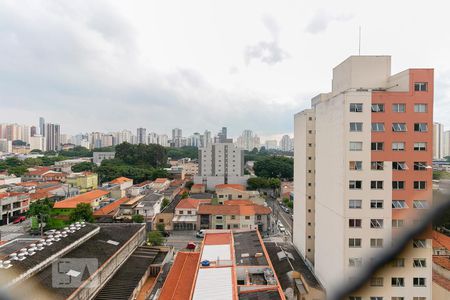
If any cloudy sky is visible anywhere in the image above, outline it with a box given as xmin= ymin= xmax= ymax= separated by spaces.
xmin=1 ymin=0 xmax=449 ymax=141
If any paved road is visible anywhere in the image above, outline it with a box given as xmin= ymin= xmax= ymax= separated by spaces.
xmin=164 ymin=230 xmax=199 ymax=251
xmin=268 ymin=197 xmax=293 ymax=238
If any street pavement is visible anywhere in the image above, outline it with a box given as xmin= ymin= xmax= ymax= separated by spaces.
xmin=163 ymin=230 xmax=199 ymax=251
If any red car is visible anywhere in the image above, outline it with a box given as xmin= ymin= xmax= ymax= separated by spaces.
xmin=186 ymin=242 xmax=196 ymax=250
xmin=12 ymin=216 xmax=26 ymax=224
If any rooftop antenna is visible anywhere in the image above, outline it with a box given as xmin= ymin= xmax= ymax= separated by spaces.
xmin=358 ymin=26 xmax=362 ymax=55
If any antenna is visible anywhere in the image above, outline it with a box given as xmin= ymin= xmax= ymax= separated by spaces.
xmin=358 ymin=26 xmax=361 ymax=55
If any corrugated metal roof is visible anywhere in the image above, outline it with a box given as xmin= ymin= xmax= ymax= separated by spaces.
xmin=193 ymin=267 xmax=233 ymax=300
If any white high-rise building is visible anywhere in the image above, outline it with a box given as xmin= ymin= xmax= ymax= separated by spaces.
xmin=194 ymin=143 xmax=249 ymax=190
xmin=158 ymin=134 xmax=169 ymax=147
xmin=101 ymin=134 xmax=114 ymax=147
xmin=29 ymin=135 xmax=45 ymax=151
xmin=0 ymin=139 xmax=12 ymax=153
xmin=433 ymin=122 xmax=444 ymax=160
xmin=279 ymin=135 xmax=293 ymax=152
xmin=236 ymin=130 xmax=260 ymax=151
xmin=264 ymin=140 xmax=278 ymax=150
xmin=148 ymin=132 xmax=159 ymax=144
xmin=188 ymin=132 xmax=201 ymax=147
xmin=444 ymin=130 xmax=450 ymax=158
xmin=294 ymin=56 xmax=432 ymax=298
xmin=45 ymin=123 xmax=61 ymax=151
xmin=202 ymin=130 xmax=212 ymax=148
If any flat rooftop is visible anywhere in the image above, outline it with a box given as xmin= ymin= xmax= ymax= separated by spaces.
xmin=234 ymin=231 xmax=268 ymax=266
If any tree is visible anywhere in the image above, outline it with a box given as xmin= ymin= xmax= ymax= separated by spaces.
xmin=147 ymin=230 xmax=164 ymax=246
xmin=59 ymin=146 xmax=93 ymax=158
xmin=69 ymin=203 xmax=94 ymax=222
xmin=132 ymin=214 xmax=144 ymax=223
xmin=72 ymin=162 xmax=96 ymax=172
xmin=253 ymin=156 xmax=293 ymax=179
xmin=185 ymin=181 xmax=194 ymax=190
xmin=181 ymin=191 xmax=189 ymax=199
xmin=156 ymin=223 xmax=165 ymax=232
xmin=166 ymin=146 xmax=198 ymax=160
xmin=30 ymin=149 xmax=43 ymax=154
xmin=247 ymin=177 xmax=281 ymax=190
xmin=161 ymin=198 xmax=170 ymax=209
xmin=27 ymin=198 xmax=53 ymax=234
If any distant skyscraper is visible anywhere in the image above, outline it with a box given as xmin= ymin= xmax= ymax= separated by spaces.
xmin=433 ymin=122 xmax=444 ymax=159
xmin=39 ymin=117 xmax=45 ymax=136
xmin=236 ymin=130 xmax=260 ymax=151
xmin=45 ymin=123 xmax=61 ymax=151
xmin=30 ymin=134 xmax=45 ymax=151
xmin=172 ymin=128 xmax=183 ymax=147
xmin=444 ymin=130 xmax=450 ymax=158
xmin=137 ymin=127 xmax=147 ymax=144
xmin=148 ymin=132 xmax=158 ymax=144
xmin=279 ymin=135 xmax=293 ymax=152
xmin=158 ymin=134 xmax=169 ymax=147
xmin=264 ymin=140 xmax=278 ymax=150
xmin=202 ymin=130 xmax=212 ymax=148
xmin=30 ymin=126 xmax=37 ymax=137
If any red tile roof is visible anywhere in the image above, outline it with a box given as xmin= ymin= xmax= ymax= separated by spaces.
xmin=154 ymin=178 xmax=169 ymax=184
xmin=26 ymin=167 xmax=51 ymax=176
xmin=158 ymin=252 xmax=200 ymax=300
xmin=433 ymin=271 xmax=450 ymax=291
xmin=197 ymin=204 xmax=271 ymax=215
xmin=109 ymin=177 xmax=132 ymax=184
xmin=192 ymin=184 xmax=204 ymax=188
xmin=223 ymin=200 xmax=254 ymax=206
xmin=94 ymin=197 xmax=129 ymax=216
xmin=215 ymin=184 xmax=245 ymax=191
xmin=433 ymin=230 xmax=450 ymax=250
xmin=176 ymin=198 xmax=211 ymax=210
xmin=434 ymin=256 xmax=450 ymax=271
xmin=204 ymin=232 xmax=232 ymax=245
xmin=53 ymin=190 xmax=109 ymax=209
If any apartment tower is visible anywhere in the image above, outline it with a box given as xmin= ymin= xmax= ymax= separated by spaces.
xmin=294 ymin=56 xmax=433 ymax=299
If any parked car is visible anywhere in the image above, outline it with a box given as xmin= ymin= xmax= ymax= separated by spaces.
xmin=12 ymin=216 xmax=26 ymax=224
xmin=186 ymin=242 xmax=196 ymax=250
xmin=278 ymin=224 xmax=286 ymax=233
xmin=196 ymin=230 xmax=205 ymax=238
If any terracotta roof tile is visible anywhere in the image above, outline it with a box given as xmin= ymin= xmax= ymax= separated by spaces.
xmin=158 ymin=252 xmax=200 ymax=300
xmin=94 ymin=197 xmax=129 ymax=216
xmin=26 ymin=167 xmax=51 ymax=176
xmin=433 ymin=271 xmax=450 ymax=291
xmin=215 ymin=184 xmax=245 ymax=191
xmin=109 ymin=177 xmax=132 ymax=184
xmin=53 ymin=190 xmax=109 ymax=209
xmin=223 ymin=200 xmax=254 ymax=206
xmin=434 ymin=256 xmax=450 ymax=270
xmin=176 ymin=198 xmax=211 ymax=210
xmin=154 ymin=178 xmax=169 ymax=184
xmin=433 ymin=230 xmax=450 ymax=250
xmin=197 ymin=204 xmax=271 ymax=216
xmin=204 ymin=232 xmax=232 ymax=245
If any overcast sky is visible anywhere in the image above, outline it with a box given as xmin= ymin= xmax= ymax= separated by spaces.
xmin=0 ymin=0 xmax=449 ymax=141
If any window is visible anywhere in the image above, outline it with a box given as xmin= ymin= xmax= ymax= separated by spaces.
xmin=350 ymin=142 xmax=363 ymax=151
xmin=414 ymin=104 xmax=427 ymax=112
xmin=349 ymin=297 xmax=362 ymax=300
xmin=413 ymin=200 xmax=428 ymax=209
xmin=245 ymin=216 xmax=250 ymax=220
xmin=350 ymin=122 xmax=363 ymax=132
xmin=413 ymin=277 xmax=426 ymax=287
xmin=392 ymin=103 xmax=406 ymax=112
xmin=392 ymin=123 xmax=407 ymax=132
xmin=392 ymin=181 xmax=405 ymax=190
xmin=370 ymin=297 xmax=383 ymax=300
xmin=187 ymin=210 xmax=192 ymax=214
xmin=349 ymin=238 xmax=362 ymax=248
xmin=413 ymin=298 xmax=426 ymax=300
xmin=371 ymin=181 xmax=383 ymax=189
xmin=414 ymin=123 xmax=428 ymax=132
xmin=179 ymin=210 xmax=184 ymax=214
xmin=349 ymin=219 xmax=362 ymax=228
xmin=414 ymin=82 xmax=428 ymax=91
xmin=413 ymin=258 xmax=427 ymax=268
xmin=413 ymin=239 xmax=426 ymax=248
xmin=371 ymin=238 xmax=383 ymax=248
xmin=414 ymin=162 xmax=427 ymax=171
xmin=371 ymin=161 xmax=384 ymax=170
xmin=349 ymin=199 xmax=362 ymax=209
xmin=370 ymin=200 xmax=383 ymax=209
xmin=391 ymin=277 xmax=404 ymax=287
xmin=371 ymin=142 xmax=384 ymax=151
xmin=349 ymin=161 xmax=363 ymax=170
xmin=414 ymin=142 xmax=427 ymax=151
xmin=414 ymin=181 xmax=426 ymax=190
xmin=349 ymin=257 xmax=362 ymax=267
xmin=371 ymin=103 xmax=385 ymax=112
xmin=349 ymin=180 xmax=362 ymax=189
xmin=392 ymin=142 xmax=405 ymax=151
xmin=216 ymin=215 xmax=223 ymax=220
xmin=392 ymin=219 xmax=405 ymax=228
xmin=350 ymin=103 xmax=363 ymax=112
xmin=231 ymin=215 xmax=236 ymax=220
xmin=370 ymin=277 xmax=384 ymax=286
xmin=391 ymin=258 xmax=405 ymax=267
xmin=392 ymin=297 xmax=404 ymax=300
xmin=370 ymin=219 xmax=384 ymax=228
xmin=392 ymin=200 xmax=408 ymax=209
xmin=371 ymin=123 xmax=385 ymax=132
xmin=393 ymin=161 xmax=407 ymax=171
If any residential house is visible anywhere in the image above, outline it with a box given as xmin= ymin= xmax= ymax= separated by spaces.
xmin=0 ymin=192 xmax=30 ymax=225
xmin=215 ymin=184 xmax=265 ymax=205
xmin=190 ymin=184 xmax=205 ymax=194
xmin=151 ymin=178 xmax=171 ymax=191
xmin=432 ymin=230 xmax=450 ymax=299
xmin=66 ymin=171 xmax=98 ymax=192
xmin=52 ymin=189 xmax=110 ymax=219
xmin=22 ymin=167 xmax=64 ymax=182
xmin=93 ymin=197 xmax=130 ymax=221
xmin=172 ymin=198 xmax=211 ymax=230
xmin=134 ymin=192 xmax=164 ymax=224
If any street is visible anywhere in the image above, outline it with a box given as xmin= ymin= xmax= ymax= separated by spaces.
xmin=268 ymin=196 xmax=293 ymax=238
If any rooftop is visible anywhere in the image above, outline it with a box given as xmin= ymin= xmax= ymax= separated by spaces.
xmin=198 ymin=204 xmax=271 ymax=216
xmin=93 ymin=197 xmax=129 ymax=216
xmin=154 ymin=178 xmax=169 ymax=184
xmin=433 ymin=230 xmax=450 ymax=250
xmin=176 ymin=198 xmax=211 ymax=210
xmin=234 ymin=231 xmax=268 ymax=266
xmin=53 ymin=189 xmax=109 ymax=209
xmin=215 ymin=184 xmax=245 ymax=191
xmin=109 ymin=176 xmax=132 ymax=184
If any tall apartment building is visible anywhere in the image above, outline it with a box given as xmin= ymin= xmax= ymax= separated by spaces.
xmin=294 ymin=56 xmax=433 ymax=299
xmin=29 ymin=134 xmax=45 ymax=151
xmin=280 ymin=134 xmax=294 ymax=152
xmin=39 ymin=117 xmax=45 ymax=136
xmin=45 ymin=123 xmax=60 ymax=151
xmin=433 ymin=122 xmax=445 ymax=160
xmin=194 ymin=142 xmax=249 ymax=190
xmin=202 ymin=130 xmax=212 ymax=148
xmin=158 ymin=134 xmax=169 ymax=147
xmin=137 ymin=127 xmax=147 ymax=144
xmin=444 ymin=130 xmax=450 ymax=158
xmin=236 ymin=129 xmax=260 ymax=151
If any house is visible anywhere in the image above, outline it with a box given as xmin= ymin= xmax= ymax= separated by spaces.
xmin=190 ymin=183 xmax=205 ymax=194
xmin=215 ymin=184 xmax=265 ymax=205
xmin=102 ymin=177 xmax=133 ymax=199
xmin=93 ymin=197 xmax=130 ymax=221
xmin=52 ymin=189 xmax=110 ymax=219
xmin=22 ymin=167 xmax=64 ymax=182
xmin=128 ymin=180 xmax=152 ymax=196
xmin=172 ymin=198 xmax=211 ymax=230
xmin=0 ymin=174 xmax=21 ymax=185
xmin=116 ymin=196 xmax=144 ymax=221
xmin=133 ymin=192 xmax=164 ymax=224
xmin=197 ymin=204 xmax=271 ymax=232
xmin=66 ymin=171 xmax=98 ymax=192
xmin=0 ymin=192 xmax=30 ymax=225
xmin=151 ymin=178 xmax=171 ymax=191
xmin=54 ymin=157 xmax=92 ymax=173
xmin=109 ymin=176 xmax=133 ymax=190
xmin=93 ymin=151 xmax=115 ymax=165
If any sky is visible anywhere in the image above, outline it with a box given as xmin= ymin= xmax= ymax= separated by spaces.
xmin=0 ymin=0 xmax=449 ymax=141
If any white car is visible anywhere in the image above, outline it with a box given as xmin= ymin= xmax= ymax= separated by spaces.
xmin=278 ymin=224 xmax=286 ymax=232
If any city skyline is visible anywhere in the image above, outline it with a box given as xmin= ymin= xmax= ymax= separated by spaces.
xmin=1 ymin=1 xmax=449 ymax=138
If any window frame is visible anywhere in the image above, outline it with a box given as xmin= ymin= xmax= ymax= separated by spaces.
xmin=350 ymin=103 xmax=363 ymax=112
xmin=392 ymin=103 xmax=406 ymax=113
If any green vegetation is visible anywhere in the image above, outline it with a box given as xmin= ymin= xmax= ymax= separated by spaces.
xmin=132 ymin=214 xmax=144 ymax=223
xmin=253 ymin=156 xmax=293 ymax=180
xmin=59 ymin=146 xmax=93 ymax=157
xmin=166 ymin=146 xmax=198 ymax=160
xmin=116 ymin=142 xmax=167 ymax=167
xmin=69 ymin=202 xmax=94 ymax=223
xmin=181 ymin=191 xmax=189 ymax=199
xmin=147 ymin=230 xmax=164 ymax=246
xmin=161 ymin=198 xmax=170 ymax=209
xmin=247 ymin=177 xmax=281 ymax=190
xmin=185 ymin=181 xmax=194 ymax=190
xmin=71 ymin=162 xmax=96 ymax=172
xmin=283 ymin=197 xmax=293 ymax=209
xmin=433 ymin=170 xmax=450 ymax=180
xmin=27 ymin=198 xmax=53 ymax=231
xmin=96 ymin=159 xmax=168 ymax=183
xmin=244 ymin=148 xmax=293 ymax=163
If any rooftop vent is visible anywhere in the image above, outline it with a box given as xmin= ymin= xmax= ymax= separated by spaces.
xmin=106 ymin=240 xmax=119 ymax=246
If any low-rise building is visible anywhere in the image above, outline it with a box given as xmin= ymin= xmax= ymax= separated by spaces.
xmin=93 ymin=196 xmax=130 ymax=221
xmin=52 ymin=189 xmax=110 ymax=219
xmin=102 ymin=176 xmax=133 ymax=199
xmin=93 ymin=151 xmax=115 ymax=165
xmin=134 ymin=192 xmax=164 ymax=224
xmin=54 ymin=157 xmax=92 ymax=173
xmin=172 ymin=198 xmax=211 ymax=230
xmin=197 ymin=203 xmax=271 ymax=232
xmin=0 ymin=192 xmax=30 ymax=225
xmin=22 ymin=167 xmax=64 ymax=182
xmin=151 ymin=178 xmax=171 ymax=191
xmin=215 ymin=184 xmax=265 ymax=205
xmin=66 ymin=171 xmax=98 ymax=192
xmin=0 ymin=175 xmax=21 ymax=185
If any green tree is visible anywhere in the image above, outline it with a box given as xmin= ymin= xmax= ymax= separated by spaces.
xmin=253 ymin=156 xmax=293 ymax=179
xmin=156 ymin=223 xmax=165 ymax=232
xmin=147 ymin=230 xmax=164 ymax=246
xmin=69 ymin=203 xmax=94 ymax=223
xmin=166 ymin=146 xmax=198 ymax=160
xmin=247 ymin=177 xmax=281 ymax=190
xmin=181 ymin=191 xmax=189 ymax=199
xmin=72 ymin=162 xmax=96 ymax=172
xmin=8 ymin=166 xmax=28 ymax=176
xmin=23 ymin=157 xmax=44 ymax=167
xmin=27 ymin=198 xmax=53 ymax=233
xmin=132 ymin=214 xmax=144 ymax=223
xmin=185 ymin=181 xmax=194 ymax=190
xmin=161 ymin=198 xmax=170 ymax=209
xmin=59 ymin=146 xmax=93 ymax=157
